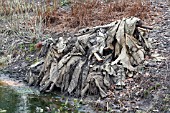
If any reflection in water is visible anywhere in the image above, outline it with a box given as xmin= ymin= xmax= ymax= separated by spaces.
xmin=0 ymin=86 xmax=20 ymax=113
xmin=18 ymin=95 xmax=28 ymax=113
xmin=0 ymin=81 xmax=84 ymax=113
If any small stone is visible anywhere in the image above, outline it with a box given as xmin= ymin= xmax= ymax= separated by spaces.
xmin=152 ymin=109 xmax=159 ymax=112
xmin=21 ymin=62 xmax=27 ymax=68
xmin=164 ymin=32 xmax=170 ymax=37
xmin=128 ymin=71 xmax=133 ymax=77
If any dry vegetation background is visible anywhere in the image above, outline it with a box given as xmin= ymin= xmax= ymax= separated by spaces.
xmin=0 ymin=0 xmax=159 ymax=35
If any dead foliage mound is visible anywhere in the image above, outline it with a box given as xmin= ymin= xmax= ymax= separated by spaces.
xmin=27 ymin=17 xmax=152 ymax=98
xmin=43 ymin=0 xmax=154 ymax=32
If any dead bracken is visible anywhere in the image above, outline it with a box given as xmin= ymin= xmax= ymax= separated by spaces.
xmin=42 ymin=0 xmax=154 ymax=33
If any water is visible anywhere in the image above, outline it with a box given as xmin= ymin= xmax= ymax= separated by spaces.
xmin=0 ymin=79 xmax=87 ymax=113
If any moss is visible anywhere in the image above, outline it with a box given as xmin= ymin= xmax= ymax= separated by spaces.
xmin=148 ymin=83 xmax=161 ymax=91
xmin=33 ymin=57 xmax=38 ymax=64
xmin=148 ymin=86 xmax=155 ymax=91
xmin=25 ymin=57 xmax=30 ymax=61
xmin=19 ymin=44 xmax=24 ymax=50
xmin=29 ymin=43 xmax=35 ymax=52
xmin=60 ymin=0 xmax=70 ymax=6
xmin=143 ymin=90 xmax=149 ymax=98
xmin=155 ymin=83 xmax=161 ymax=89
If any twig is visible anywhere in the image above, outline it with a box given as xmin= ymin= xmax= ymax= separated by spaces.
xmin=137 ymin=25 xmax=153 ymax=30
xmin=137 ymin=27 xmax=150 ymax=32
xmin=94 ymin=52 xmax=103 ymax=62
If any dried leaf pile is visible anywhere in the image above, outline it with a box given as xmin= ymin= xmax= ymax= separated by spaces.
xmin=27 ymin=17 xmax=151 ymax=98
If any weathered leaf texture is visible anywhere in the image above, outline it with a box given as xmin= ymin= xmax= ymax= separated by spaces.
xmin=28 ymin=17 xmax=151 ymax=98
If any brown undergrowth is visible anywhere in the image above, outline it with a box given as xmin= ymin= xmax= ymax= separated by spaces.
xmin=0 ymin=0 xmax=160 ymax=34
xmin=42 ymin=0 xmax=156 ymax=33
